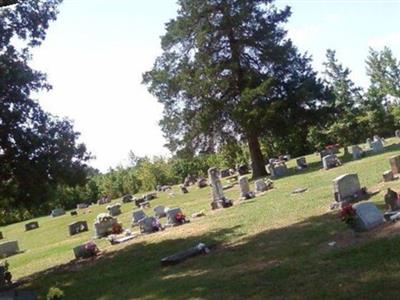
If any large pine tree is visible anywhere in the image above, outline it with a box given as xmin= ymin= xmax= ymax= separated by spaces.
xmin=143 ymin=0 xmax=327 ymax=178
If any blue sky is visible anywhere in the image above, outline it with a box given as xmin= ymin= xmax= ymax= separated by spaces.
xmin=31 ymin=0 xmax=400 ymax=172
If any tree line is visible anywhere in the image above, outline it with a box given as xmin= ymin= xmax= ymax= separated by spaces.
xmin=1 ymin=0 xmax=400 ymax=225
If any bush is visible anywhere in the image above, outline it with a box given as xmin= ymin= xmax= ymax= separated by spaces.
xmin=47 ymin=287 xmax=64 ymax=300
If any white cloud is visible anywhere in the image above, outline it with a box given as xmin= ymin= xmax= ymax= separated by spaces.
xmin=287 ymin=25 xmax=321 ymax=44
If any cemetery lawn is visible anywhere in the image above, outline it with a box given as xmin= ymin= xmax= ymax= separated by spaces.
xmin=2 ymin=139 xmax=400 ymax=299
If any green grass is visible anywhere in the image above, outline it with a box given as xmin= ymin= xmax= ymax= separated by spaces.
xmin=2 ymin=138 xmax=400 ymax=299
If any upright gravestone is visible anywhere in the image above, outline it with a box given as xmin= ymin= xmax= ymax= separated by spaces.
xmin=77 ymin=203 xmax=89 ymax=209
xmin=166 ymin=207 xmax=184 ymax=226
xmin=180 ymin=185 xmax=189 ymax=194
xmin=51 ymin=208 xmax=65 ymax=218
xmin=384 ymin=188 xmax=400 ymax=211
xmin=389 ymin=155 xmax=400 ymax=175
xmin=268 ymin=163 xmax=287 ymax=178
xmin=237 ymin=164 xmax=249 ymax=175
xmin=0 ymin=241 xmax=19 ymax=258
xmin=122 ymin=194 xmax=133 ymax=203
xmin=139 ymin=216 xmax=158 ymax=233
xmin=107 ymin=203 xmax=121 ymax=217
xmin=154 ymin=205 xmax=166 ymax=218
xmin=254 ymin=179 xmax=268 ymax=193
xmin=323 ymin=154 xmax=339 ymax=170
xmin=220 ymin=169 xmax=230 ymax=178
xmin=68 ymin=221 xmax=89 ymax=236
xmin=25 ymin=221 xmax=39 ymax=231
xmin=93 ymin=213 xmax=117 ymax=238
xmin=208 ymin=167 xmax=232 ymax=209
xmin=352 ymin=145 xmax=363 ymax=160
xmin=370 ymin=140 xmax=384 ymax=153
xmin=333 ymin=173 xmax=361 ymax=202
xmin=296 ymin=157 xmax=307 ymax=169
xmin=197 ymin=177 xmax=208 ymax=188
xmin=132 ymin=210 xmax=147 ymax=225
xmin=366 ymin=138 xmax=372 ymax=149
xmin=238 ymin=176 xmax=255 ymax=200
xmin=383 ymin=170 xmax=394 ymax=182
xmin=354 ymin=202 xmax=384 ymax=231
xmin=396 ymin=130 xmax=400 ymax=138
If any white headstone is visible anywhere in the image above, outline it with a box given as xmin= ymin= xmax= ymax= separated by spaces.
xmin=154 ymin=205 xmax=166 ymax=218
xmin=51 ymin=208 xmax=65 ymax=217
xmin=351 ymin=145 xmax=363 ymax=160
xmin=322 ymin=154 xmax=338 ymax=170
xmin=333 ymin=173 xmax=361 ymax=202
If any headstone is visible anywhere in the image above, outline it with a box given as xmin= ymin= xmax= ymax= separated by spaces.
xmin=237 ymin=164 xmax=249 ymax=175
xmin=333 ymin=173 xmax=361 ymax=202
xmin=267 ymin=163 xmax=287 ymax=178
xmin=139 ymin=201 xmax=150 ymax=209
xmin=396 ymin=130 xmax=400 ymax=138
xmin=254 ymin=179 xmax=268 ymax=193
xmin=73 ymin=242 xmax=98 ymax=259
xmin=70 ymin=210 xmax=78 ymax=216
xmin=370 ymin=140 xmax=384 ymax=153
xmin=322 ymin=154 xmax=340 ymax=170
xmin=197 ymin=177 xmax=208 ymax=188
xmin=208 ymin=167 xmax=233 ymax=209
xmin=354 ymin=202 xmax=384 ymax=231
xmin=93 ymin=213 xmax=117 ymax=238
xmin=296 ymin=157 xmax=307 ymax=169
xmin=0 ymin=241 xmax=19 ymax=257
xmin=238 ymin=176 xmax=255 ymax=200
xmin=107 ymin=203 xmax=121 ymax=217
xmin=144 ymin=192 xmax=157 ymax=201
xmin=138 ymin=216 xmax=158 ymax=233
xmin=132 ymin=210 xmax=147 ymax=225
xmin=51 ymin=208 xmax=65 ymax=218
xmin=383 ymin=170 xmax=394 ymax=182
xmin=154 ymin=205 xmax=166 ymax=218
xmin=373 ymin=135 xmax=380 ymax=142
xmin=68 ymin=221 xmax=89 ymax=236
xmin=122 ymin=194 xmax=133 ymax=203
xmin=384 ymin=188 xmax=400 ymax=211
xmin=166 ymin=207 xmax=185 ymax=225
xmin=220 ymin=169 xmax=230 ymax=178
xmin=366 ymin=138 xmax=372 ymax=149
xmin=180 ymin=185 xmax=189 ymax=194
xmin=134 ymin=196 xmax=145 ymax=208
xmin=97 ymin=195 xmax=112 ymax=205
xmin=319 ymin=149 xmax=331 ymax=161
xmin=77 ymin=203 xmax=89 ymax=209
xmin=351 ymin=145 xmax=363 ymax=160
xmin=25 ymin=221 xmax=39 ymax=231
xmin=389 ymin=155 xmax=400 ymax=175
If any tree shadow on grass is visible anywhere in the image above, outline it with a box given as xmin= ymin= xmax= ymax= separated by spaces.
xmin=21 ymin=208 xmax=400 ymax=300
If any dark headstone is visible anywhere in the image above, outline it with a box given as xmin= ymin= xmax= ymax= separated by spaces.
xmin=70 ymin=210 xmax=78 ymax=216
xmin=384 ymin=188 xmax=400 ymax=211
xmin=122 ymin=194 xmax=133 ymax=203
xmin=220 ymin=169 xmax=230 ymax=178
xmin=68 ymin=221 xmax=89 ymax=236
xmin=25 ymin=222 xmax=39 ymax=231
xmin=237 ymin=164 xmax=249 ymax=175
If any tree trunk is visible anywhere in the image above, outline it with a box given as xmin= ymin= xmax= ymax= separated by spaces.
xmin=247 ymin=134 xmax=267 ymax=179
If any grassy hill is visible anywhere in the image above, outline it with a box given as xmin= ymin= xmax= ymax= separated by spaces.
xmin=2 ymin=138 xmax=400 ymax=299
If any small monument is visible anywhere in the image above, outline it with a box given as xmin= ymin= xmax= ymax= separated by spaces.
xmin=107 ymin=203 xmax=121 ymax=217
xmin=351 ymin=145 xmax=363 ymax=160
xmin=122 ymin=194 xmax=133 ymax=203
xmin=267 ymin=162 xmax=287 ymax=178
xmin=384 ymin=188 xmax=400 ymax=211
xmin=238 ymin=176 xmax=255 ymax=200
xmin=333 ymin=173 xmax=362 ymax=203
xmin=132 ymin=210 xmax=147 ymax=225
xmin=382 ymin=170 xmax=394 ymax=182
xmin=322 ymin=154 xmax=341 ymax=170
xmin=296 ymin=157 xmax=308 ymax=170
xmin=68 ymin=221 xmax=89 ymax=236
xmin=180 ymin=185 xmax=189 ymax=194
xmin=370 ymin=139 xmax=384 ymax=153
xmin=197 ymin=177 xmax=208 ymax=188
xmin=389 ymin=155 xmax=400 ymax=175
xmin=0 ymin=241 xmax=19 ymax=258
xmin=208 ymin=167 xmax=233 ymax=209
xmin=254 ymin=179 xmax=273 ymax=193
xmin=93 ymin=213 xmax=117 ymax=238
xmin=154 ymin=205 xmax=166 ymax=218
xmin=138 ymin=216 xmax=162 ymax=233
xmin=396 ymin=130 xmax=400 ymax=138
xmin=77 ymin=203 xmax=89 ymax=209
xmin=354 ymin=202 xmax=384 ymax=231
xmin=166 ymin=207 xmax=188 ymax=226
xmin=25 ymin=221 xmax=39 ymax=231
xmin=51 ymin=208 xmax=65 ymax=218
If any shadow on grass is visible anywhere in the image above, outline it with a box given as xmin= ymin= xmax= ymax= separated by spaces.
xmin=23 ymin=209 xmax=400 ymax=300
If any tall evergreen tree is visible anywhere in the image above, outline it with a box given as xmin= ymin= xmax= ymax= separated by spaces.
xmin=323 ymin=49 xmax=362 ymax=153
xmin=143 ymin=0 xmax=327 ymax=178
xmin=0 ymin=0 xmax=91 ymax=211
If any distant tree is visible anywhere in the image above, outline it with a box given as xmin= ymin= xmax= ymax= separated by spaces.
xmin=366 ymin=47 xmax=400 ymax=108
xmin=0 ymin=0 xmax=91 ymax=211
xmin=323 ymin=49 xmax=362 ymax=153
xmin=143 ymin=0 xmax=328 ymax=178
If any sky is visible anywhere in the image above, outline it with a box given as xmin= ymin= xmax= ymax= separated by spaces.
xmin=30 ymin=0 xmax=400 ymax=172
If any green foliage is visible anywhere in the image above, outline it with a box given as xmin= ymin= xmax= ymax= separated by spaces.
xmin=143 ymin=0 xmax=328 ymax=178
xmin=47 ymin=287 xmax=64 ymax=300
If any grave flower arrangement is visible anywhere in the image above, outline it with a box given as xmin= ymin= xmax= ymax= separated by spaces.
xmin=111 ymin=223 xmax=123 ymax=234
xmin=84 ymin=241 xmax=99 ymax=257
xmin=175 ymin=212 xmax=186 ymax=223
xmin=339 ymin=204 xmax=357 ymax=228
